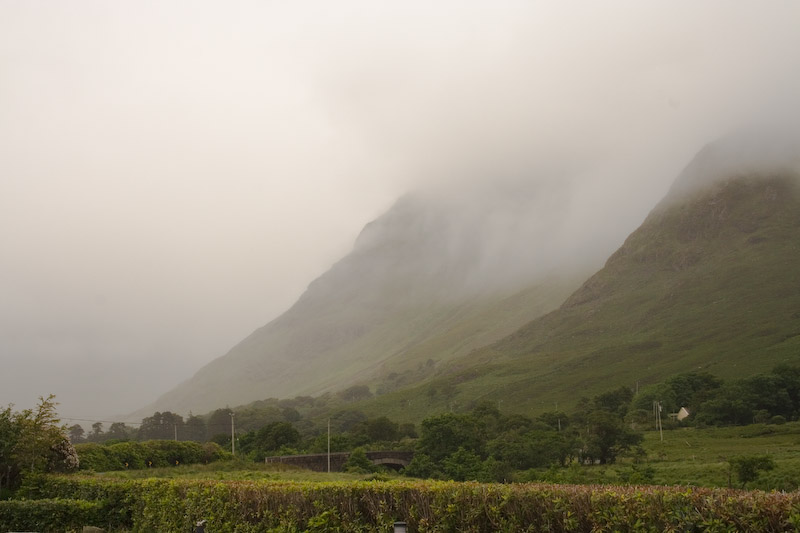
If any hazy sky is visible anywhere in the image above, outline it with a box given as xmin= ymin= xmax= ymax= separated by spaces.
xmin=2 ymin=2 xmax=799 ymax=421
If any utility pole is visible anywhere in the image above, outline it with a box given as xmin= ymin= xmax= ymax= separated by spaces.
xmin=174 ymin=423 xmax=177 ymax=442
xmin=327 ymin=417 xmax=331 ymax=473
xmin=555 ymin=402 xmax=561 ymax=432
xmin=230 ymin=412 xmax=235 ymax=456
xmin=653 ymin=401 xmax=663 ymax=442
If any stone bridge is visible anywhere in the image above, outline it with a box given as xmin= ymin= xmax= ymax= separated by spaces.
xmin=264 ymin=450 xmax=414 ymax=472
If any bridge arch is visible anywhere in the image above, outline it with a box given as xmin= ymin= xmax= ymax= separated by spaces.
xmin=370 ymin=457 xmax=410 ymax=470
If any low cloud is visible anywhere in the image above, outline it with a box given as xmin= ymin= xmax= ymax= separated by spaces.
xmin=1 ymin=1 xmax=798 ymax=417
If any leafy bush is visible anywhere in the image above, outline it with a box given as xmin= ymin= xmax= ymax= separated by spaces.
xmin=25 ymin=474 xmax=800 ymax=532
xmin=0 ymin=498 xmax=101 ymax=532
xmin=729 ymin=454 xmax=775 ymax=488
xmin=75 ymin=440 xmax=228 ymax=471
xmin=343 ymin=447 xmax=375 ymax=473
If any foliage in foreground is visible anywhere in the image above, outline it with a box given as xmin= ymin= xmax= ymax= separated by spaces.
xmin=0 ymin=498 xmax=102 ymax=533
xmin=22 ymin=474 xmax=800 ymax=532
xmin=0 ymin=395 xmax=78 ymax=493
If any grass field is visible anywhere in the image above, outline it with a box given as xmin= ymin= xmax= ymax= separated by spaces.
xmin=529 ymin=422 xmax=800 ymax=490
xmin=639 ymin=422 xmax=800 ymax=490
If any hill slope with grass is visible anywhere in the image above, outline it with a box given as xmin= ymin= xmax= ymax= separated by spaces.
xmin=356 ymin=139 xmax=800 ymax=420
xmin=138 ymin=183 xmax=596 ymax=417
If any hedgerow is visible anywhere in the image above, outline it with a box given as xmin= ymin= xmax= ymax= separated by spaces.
xmin=75 ymin=440 xmax=227 ymax=471
xmin=22 ymin=475 xmax=800 ymax=532
xmin=0 ymin=498 xmax=102 ymax=532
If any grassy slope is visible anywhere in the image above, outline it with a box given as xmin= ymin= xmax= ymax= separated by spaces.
xmin=639 ymin=423 xmax=800 ymax=489
xmin=138 ymin=187 xmax=591 ymax=417
xmin=141 ymin=271 xmax=582 ymax=417
xmin=354 ymin=173 xmax=800 ymax=421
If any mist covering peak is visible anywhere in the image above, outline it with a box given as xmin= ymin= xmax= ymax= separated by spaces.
xmin=666 ymin=125 xmax=800 ymax=203
xmin=134 ymin=176 xmax=604 ymax=416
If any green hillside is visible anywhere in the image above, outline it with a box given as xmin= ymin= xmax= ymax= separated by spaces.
xmin=137 ymin=190 xmax=592 ymax=417
xmin=356 ymin=169 xmax=800 ymax=421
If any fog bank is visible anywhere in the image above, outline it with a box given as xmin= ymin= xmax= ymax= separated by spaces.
xmin=1 ymin=2 xmax=799 ymax=419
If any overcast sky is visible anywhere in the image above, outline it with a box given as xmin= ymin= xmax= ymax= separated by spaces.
xmin=1 ymin=1 xmax=799 ymax=422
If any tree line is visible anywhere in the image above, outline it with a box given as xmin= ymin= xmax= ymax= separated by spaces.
xmin=69 ymin=364 xmax=800 ymax=480
xmin=631 ymin=364 xmax=800 ymax=427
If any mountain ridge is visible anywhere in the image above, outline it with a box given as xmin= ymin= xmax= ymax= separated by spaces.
xmin=134 ymin=183 xmax=598 ymax=418
xmin=347 ymin=149 xmax=800 ymax=421
xmin=138 ymin=137 xmax=800 ymax=422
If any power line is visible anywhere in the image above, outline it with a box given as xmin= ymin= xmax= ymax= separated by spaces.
xmin=61 ymin=417 xmax=144 ymax=426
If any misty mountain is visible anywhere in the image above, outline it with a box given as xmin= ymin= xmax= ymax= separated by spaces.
xmin=359 ymin=136 xmax=800 ymax=420
xmin=136 ymin=181 xmax=601 ymax=416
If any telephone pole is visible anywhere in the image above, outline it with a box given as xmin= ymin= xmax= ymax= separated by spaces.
xmin=653 ymin=401 xmax=663 ymax=442
xmin=327 ymin=417 xmax=331 ymax=473
xmin=230 ymin=412 xmax=235 ymax=456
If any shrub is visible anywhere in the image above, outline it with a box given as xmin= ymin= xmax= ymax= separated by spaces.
xmin=75 ymin=440 xmax=228 ymax=471
xmin=343 ymin=447 xmax=375 ymax=473
xmin=25 ymin=475 xmax=800 ymax=532
xmin=729 ymin=455 xmax=775 ymax=489
xmin=0 ymin=498 xmax=101 ymax=532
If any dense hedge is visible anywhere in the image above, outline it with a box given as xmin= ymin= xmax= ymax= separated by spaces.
xmin=75 ymin=440 xmax=227 ymax=471
xmin=0 ymin=498 xmax=102 ymax=532
xmin=22 ymin=475 xmax=800 ymax=532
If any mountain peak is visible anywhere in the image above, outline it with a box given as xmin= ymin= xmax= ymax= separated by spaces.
xmin=665 ymin=127 xmax=800 ymax=204
xmin=133 ymin=180 xmax=599 ymax=417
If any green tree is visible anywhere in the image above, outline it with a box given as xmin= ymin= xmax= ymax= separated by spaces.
xmin=106 ymin=422 xmax=131 ymax=442
xmin=0 ymin=405 xmax=19 ymax=493
xmin=308 ymin=433 xmax=352 ymax=454
xmin=206 ymin=408 xmax=234 ymax=441
xmin=330 ymin=410 xmax=368 ymax=433
xmin=68 ymin=424 xmax=85 ymax=443
xmin=633 ymin=372 xmax=723 ymax=415
xmin=729 ymin=455 xmax=775 ymax=489
xmin=281 ymin=407 xmax=301 ymax=422
xmin=593 ymin=386 xmax=634 ymax=417
xmin=337 ymin=385 xmax=373 ymax=402
xmin=695 ymin=385 xmax=753 ymax=426
xmin=138 ymin=411 xmax=183 ymax=441
xmin=488 ymin=429 xmax=575 ymax=470
xmin=581 ymin=410 xmax=642 ymax=464
xmin=184 ymin=414 xmax=206 ymax=442
xmin=361 ymin=417 xmax=399 ymax=443
xmin=343 ymin=447 xmax=375 ymax=473
xmin=0 ymin=395 xmax=78 ymax=492
xmin=417 ymin=413 xmax=484 ymax=462
xmin=88 ymin=422 xmax=104 ymax=442
xmin=441 ymin=447 xmax=487 ymax=481
xmin=536 ymin=412 xmax=567 ymax=431
xmin=403 ymin=453 xmax=437 ymax=479
xmin=398 ymin=422 xmax=417 ymax=439
xmin=239 ymin=421 xmax=300 ymax=460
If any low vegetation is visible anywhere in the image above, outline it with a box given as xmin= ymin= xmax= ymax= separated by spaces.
xmin=63 ymin=364 xmax=800 ymax=488
xmin=0 ymin=395 xmax=78 ymax=495
xmin=19 ymin=474 xmax=800 ymax=532
xmin=7 ymin=383 xmax=800 ymax=531
xmin=75 ymin=440 xmax=228 ymax=471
